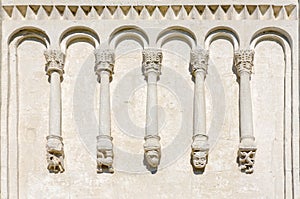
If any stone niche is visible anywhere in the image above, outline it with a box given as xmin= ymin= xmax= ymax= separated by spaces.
xmin=0 ymin=0 xmax=299 ymax=198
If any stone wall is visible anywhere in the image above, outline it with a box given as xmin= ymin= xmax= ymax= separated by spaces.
xmin=1 ymin=0 xmax=299 ymax=198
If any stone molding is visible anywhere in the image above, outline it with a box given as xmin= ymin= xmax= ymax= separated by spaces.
xmin=2 ymin=4 xmax=297 ymax=20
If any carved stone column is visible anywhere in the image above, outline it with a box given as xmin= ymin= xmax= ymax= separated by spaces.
xmin=190 ymin=49 xmax=209 ymax=170
xmin=142 ymin=49 xmax=163 ymax=169
xmin=234 ymin=49 xmax=257 ymax=174
xmin=94 ymin=49 xmax=114 ymax=173
xmin=44 ymin=49 xmax=65 ymax=173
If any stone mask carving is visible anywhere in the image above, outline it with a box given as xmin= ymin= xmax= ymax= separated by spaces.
xmin=145 ymin=149 xmax=160 ymax=168
xmin=192 ymin=150 xmax=208 ymax=169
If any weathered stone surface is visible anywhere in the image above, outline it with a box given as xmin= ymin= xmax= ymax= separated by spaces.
xmin=0 ymin=0 xmax=299 ymax=198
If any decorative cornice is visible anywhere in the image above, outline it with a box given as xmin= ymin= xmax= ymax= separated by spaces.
xmin=2 ymin=4 xmax=297 ymax=20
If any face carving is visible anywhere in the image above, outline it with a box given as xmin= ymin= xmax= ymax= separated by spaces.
xmin=192 ymin=150 xmax=207 ymax=169
xmin=145 ymin=150 xmax=160 ymax=167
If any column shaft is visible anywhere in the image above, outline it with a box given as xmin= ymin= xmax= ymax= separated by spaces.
xmin=239 ymin=72 xmax=253 ymax=139
xmin=99 ymin=71 xmax=111 ymax=136
xmin=193 ymin=71 xmax=206 ymax=136
xmin=49 ymin=72 xmax=61 ymax=136
xmin=146 ymin=72 xmax=158 ymax=136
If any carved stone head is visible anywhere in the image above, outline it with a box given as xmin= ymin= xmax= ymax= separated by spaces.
xmin=192 ymin=150 xmax=207 ymax=169
xmin=145 ymin=149 xmax=160 ymax=168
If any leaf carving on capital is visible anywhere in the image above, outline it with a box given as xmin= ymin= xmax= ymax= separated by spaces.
xmin=190 ymin=49 xmax=209 ymax=75
xmin=142 ymin=49 xmax=163 ymax=76
xmin=94 ymin=49 xmax=115 ymax=79
xmin=234 ymin=50 xmax=254 ymax=75
xmin=44 ymin=49 xmax=65 ymax=78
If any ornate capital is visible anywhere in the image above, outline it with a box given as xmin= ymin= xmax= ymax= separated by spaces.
xmin=44 ymin=49 xmax=65 ymax=80
xmin=94 ymin=49 xmax=115 ymax=81
xmin=142 ymin=49 xmax=163 ymax=76
xmin=190 ymin=49 xmax=209 ymax=75
xmin=46 ymin=135 xmax=64 ymax=173
xmin=234 ymin=50 xmax=254 ymax=76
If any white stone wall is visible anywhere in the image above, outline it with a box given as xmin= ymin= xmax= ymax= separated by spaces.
xmin=1 ymin=1 xmax=299 ymax=198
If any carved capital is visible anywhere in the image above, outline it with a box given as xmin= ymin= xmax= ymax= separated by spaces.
xmin=234 ymin=50 xmax=254 ymax=76
xmin=94 ymin=49 xmax=115 ymax=82
xmin=46 ymin=135 xmax=64 ymax=173
xmin=96 ymin=135 xmax=114 ymax=173
xmin=142 ymin=49 xmax=163 ymax=76
xmin=144 ymin=135 xmax=161 ymax=168
xmin=191 ymin=134 xmax=209 ymax=169
xmin=190 ymin=49 xmax=209 ymax=75
xmin=44 ymin=50 xmax=65 ymax=81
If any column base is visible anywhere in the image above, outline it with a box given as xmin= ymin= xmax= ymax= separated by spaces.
xmin=96 ymin=135 xmax=114 ymax=174
xmin=46 ymin=135 xmax=65 ymax=174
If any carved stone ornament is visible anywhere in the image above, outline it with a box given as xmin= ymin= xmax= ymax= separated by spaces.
xmin=191 ymin=134 xmax=209 ymax=169
xmin=44 ymin=49 xmax=65 ymax=80
xmin=144 ymin=135 xmax=161 ymax=168
xmin=96 ymin=135 xmax=114 ymax=173
xmin=142 ymin=49 xmax=163 ymax=76
xmin=46 ymin=135 xmax=65 ymax=173
xmin=234 ymin=50 xmax=254 ymax=76
xmin=190 ymin=49 xmax=209 ymax=75
xmin=94 ymin=49 xmax=115 ymax=82
xmin=238 ymin=136 xmax=257 ymax=174
xmin=239 ymin=148 xmax=256 ymax=174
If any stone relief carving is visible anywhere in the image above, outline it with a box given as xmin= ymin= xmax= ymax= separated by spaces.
xmin=94 ymin=49 xmax=114 ymax=82
xmin=144 ymin=135 xmax=161 ymax=168
xmin=234 ymin=49 xmax=254 ymax=75
xmin=238 ymin=148 xmax=256 ymax=174
xmin=142 ymin=49 xmax=163 ymax=75
xmin=190 ymin=49 xmax=209 ymax=170
xmin=44 ymin=49 xmax=65 ymax=173
xmin=191 ymin=135 xmax=209 ymax=169
xmin=46 ymin=135 xmax=65 ymax=173
xmin=44 ymin=49 xmax=65 ymax=81
xmin=94 ymin=49 xmax=115 ymax=173
xmin=234 ymin=50 xmax=257 ymax=174
xmin=97 ymin=135 xmax=114 ymax=173
xmin=142 ymin=49 xmax=162 ymax=169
